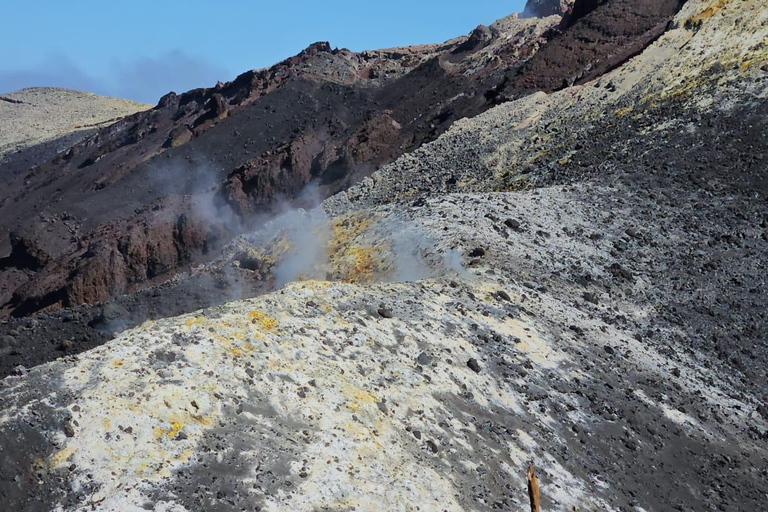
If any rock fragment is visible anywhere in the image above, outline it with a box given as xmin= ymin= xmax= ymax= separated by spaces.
xmin=468 ymin=247 xmax=486 ymax=258
xmin=417 ymin=352 xmax=433 ymax=366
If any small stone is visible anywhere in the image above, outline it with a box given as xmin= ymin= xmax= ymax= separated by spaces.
xmin=467 ymin=358 xmax=481 ymax=373
xmin=425 ymin=440 xmax=439 ymax=453
xmin=671 ymin=367 xmax=681 ymax=377
xmin=504 ymin=219 xmax=521 ymax=230
xmin=60 ymin=339 xmax=74 ymax=351
xmin=468 ymin=247 xmax=486 ymax=258
xmin=378 ymin=307 xmax=394 ymax=319
xmin=417 ymin=352 xmax=432 ymax=366
xmin=603 ymin=345 xmax=616 ymax=355
xmin=496 ymin=290 xmax=511 ymax=302
xmin=606 ymin=262 xmax=634 ymax=281
xmin=583 ymin=292 xmax=599 ymax=304
xmin=63 ymin=420 xmax=75 ymax=438
xmin=0 ymin=335 xmax=17 ymax=349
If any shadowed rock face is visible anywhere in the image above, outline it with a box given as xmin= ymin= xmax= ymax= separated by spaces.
xmin=0 ymin=0 xmax=684 ymax=322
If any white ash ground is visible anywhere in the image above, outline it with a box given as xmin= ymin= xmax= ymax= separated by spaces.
xmin=2 ymin=187 xmax=765 ymax=511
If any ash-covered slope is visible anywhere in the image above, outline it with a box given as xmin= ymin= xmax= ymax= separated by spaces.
xmin=0 ymin=0 xmax=682 ymax=326
xmin=0 ymin=88 xmax=150 ymax=181
xmin=0 ymin=88 xmax=150 ymax=161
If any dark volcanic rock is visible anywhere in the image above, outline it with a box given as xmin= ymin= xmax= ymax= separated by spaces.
xmin=0 ymin=30 xmax=532 ymax=320
xmin=522 ymin=0 xmax=575 ymax=18
xmin=2 ymin=232 xmax=50 ymax=271
xmin=509 ymin=0 xmax=683 ymax=92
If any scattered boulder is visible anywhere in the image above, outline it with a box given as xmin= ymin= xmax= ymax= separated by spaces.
xmin=164 ymin=126 xmax=193 ymax=148
xmin=468 ymin=247 xmax=486 ymax=258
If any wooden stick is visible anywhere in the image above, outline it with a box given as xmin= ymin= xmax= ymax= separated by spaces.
xmin=527 ymin=465 xmax=541 ymax=512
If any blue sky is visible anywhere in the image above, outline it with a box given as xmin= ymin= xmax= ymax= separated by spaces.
xmin=0 ymin=1 xmax=526 ymax=103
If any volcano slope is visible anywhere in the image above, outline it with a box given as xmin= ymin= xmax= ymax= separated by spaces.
xmin=0 ymin=0 xmax=683 ymax=331
xmin=0 ymin=0 xmax=689 ymax=378
xmin=2 ymin=0 xmax=768 ymax=510
xmin=0 ymin=88 xmax=150 ymax=165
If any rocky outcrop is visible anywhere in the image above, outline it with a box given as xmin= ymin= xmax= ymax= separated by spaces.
xmin=2 ymin=232 xmax=50 ymax=271
xmin=510 ymin=0 xmax=685 ymax=92
xmin=522 ymin=0 xmax=575 ymax=18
